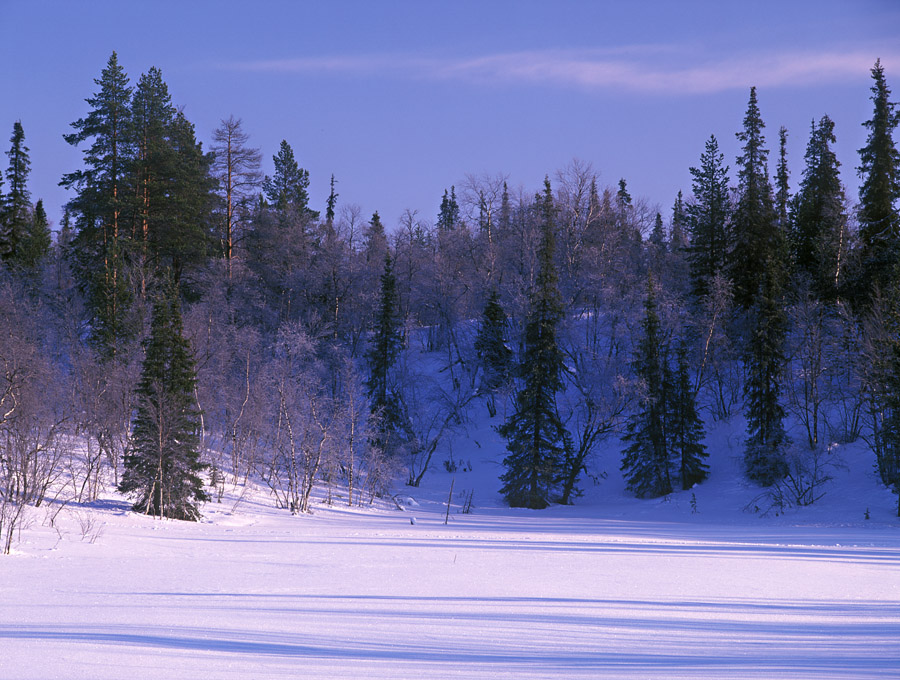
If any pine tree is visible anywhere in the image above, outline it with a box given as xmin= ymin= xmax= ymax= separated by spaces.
xmin=687 ymin=135 xmax=731 ymax=298
xmin=1 ymin=121 xmax=31 ymax=264
xmin=743 ymin=258 xmax=789 ymax=485
xmin=474 ymin=289 xmax=512 ymax=415
xmin=366 ymin=253 xmax=406 ymax=454
xmin=790 ymin=115 xmax=848 ymax=300
xmin=621 ymin=276 xmax=673 ymax=498
xmin=61 ymin=51 xmax=134 ymax=355
xmin=669 ymin=342 xmax=709 ymax=489
xmin=730 ymin=88 xmax=785 ymax=308
xmin=775 ymin=126 xmax=790 ymax=234
xmin=499 ymin=178 xmax=566 ymax=509
xmin=131 ymin=69 xmax=215 ymax=286
xmin=850 ymin=59 xmax=900 ymax=307
xmin=119 ymin=279 xmax=208 ymax=520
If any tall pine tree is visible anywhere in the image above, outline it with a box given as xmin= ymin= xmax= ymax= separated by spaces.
xmin=61 ymin=51 xmax=134 ymax=355
xmin=499 ymin=178 xmax=566 ymax=509
xmin=119 ymin=278 xmax=208 ymax=520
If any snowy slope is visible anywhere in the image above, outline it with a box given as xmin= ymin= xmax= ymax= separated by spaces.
xmin=2 ymin=402 xmax=899 ymax=679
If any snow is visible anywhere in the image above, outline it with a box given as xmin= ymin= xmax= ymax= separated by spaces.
xmin=2 ymin=410 xmax=899 ymax=679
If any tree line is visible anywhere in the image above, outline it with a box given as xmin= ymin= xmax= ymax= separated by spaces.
xmin=0 ymin=53 xmax=898 ymax=540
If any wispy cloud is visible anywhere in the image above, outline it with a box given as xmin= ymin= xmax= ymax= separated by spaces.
xmin=224 ymin=48 xmax=896 ymax=94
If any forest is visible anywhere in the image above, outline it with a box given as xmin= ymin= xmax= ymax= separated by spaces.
xmin=1 ymin=52 xmax=899 ymax=550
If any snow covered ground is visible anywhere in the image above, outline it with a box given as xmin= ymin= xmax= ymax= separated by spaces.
xmin=2 ymin=415 xmax=899 ymax=679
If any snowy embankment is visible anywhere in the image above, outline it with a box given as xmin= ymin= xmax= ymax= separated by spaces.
xmin=2 ymin=415 xmax=900 ymax=679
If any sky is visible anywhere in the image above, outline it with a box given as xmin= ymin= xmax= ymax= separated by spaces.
xmin=1 ymin=0 xmax=899 ymax=234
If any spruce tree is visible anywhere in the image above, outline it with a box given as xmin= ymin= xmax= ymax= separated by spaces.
xmin=775 ymin=126 xmax=791 ymax=234
xmin=850 ymin=59 xmax=900 ymax=307
xmin=621 ymin=276 xmax=673 ymax=498
xmin=730 ymin=87 xmax=785 ymax=308
xmin=437 ymin=186 xmax=460 ymax=232
xmin=669 ymin=342 xmax=709 ymax=489
xmin=687 ymin=135 xmax=731 ymax=298
xmin=670 ymin=190 xmax=689 ymax=252
xmin=262 ymin=140 xmax=317 ymax=220
xmin=1 ymin=121 xmax=31 ymax=264
xmin=499 ymin=178 xmax=566 ymax=509
xmin=790 ymin=115 xmax=847 ymax=300
xmin=119 ymin=279 xmax=208 ymax=520
xmin=474 ymin=289 xmax=512 ymax=416
xmin=743 ymin=259 xmax=789 ymax=485
xmin=18 ymin=198 xmax=51 ymax=269
xmin=366 ymin=253 xmax=406 ymax=454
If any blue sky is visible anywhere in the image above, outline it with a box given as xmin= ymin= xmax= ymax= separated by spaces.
xmin=1 ymin=0 xmax=898 ymax=232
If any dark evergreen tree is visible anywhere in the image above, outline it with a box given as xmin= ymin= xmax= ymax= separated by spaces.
xmin=743 ymin=258 xmax=789 ymax=485
xmin=363 ymin=211 xmax=388 ymax=264
xmin=730 ymin=87 xmax=785 ymax=308
xmin=129 ymin=69 xmax=215 ymax=287
xmin=687 ymin=135 xmax=731 ymax=298
xmin=775 ymin=126 xmax=791 ymax=234
xmin=670 ymin=190 xmax=689 ymax=252
xmin=437 ymin=185 xmax=460 ymax=231
xmin=262 ymin=139 xmax=317 ymax=220
xmin=474 ymin=289 xmax=512 ymax=416
xmin=148 ymin=110 xmax=216 ymax=284
xmin=649 ymin=212 xmax=666 ymax=248
xmin=498 ymin=178 xmax=566 ymax=509
xmin=119 ymin=279 xmax=208 ymax=520
xmin=850 ymin=59 xmax=900 ymax=307
xmin=1 ymin=121 xmax=31 ymax=264
xmin=365 ymin=253 xmax=406 ymax=454
xmin=790 ymin=115 xmax=848 ymax=300
xmin=882 ymin=298 xmax=900 ymax=516
xmin=325 ymin=173 xmax=338 ymax=228
xmin=621 ymin=276 xmax=673 ymax=498
xmin=18 ymin=198 xmax=51 ymax=269
xmin=669 ymin=341 xmax=709 ymax=489
xmin=61 ymin=51 xmax=134 ymax=355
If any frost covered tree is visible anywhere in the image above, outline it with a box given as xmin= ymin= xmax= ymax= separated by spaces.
xmin=210 ymin=116 xmax=261 ymax=277
xmin=499 ymin=178 xmax=566 ymax=509
xmin=119 ymin=279 xmax=208 ymax=520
